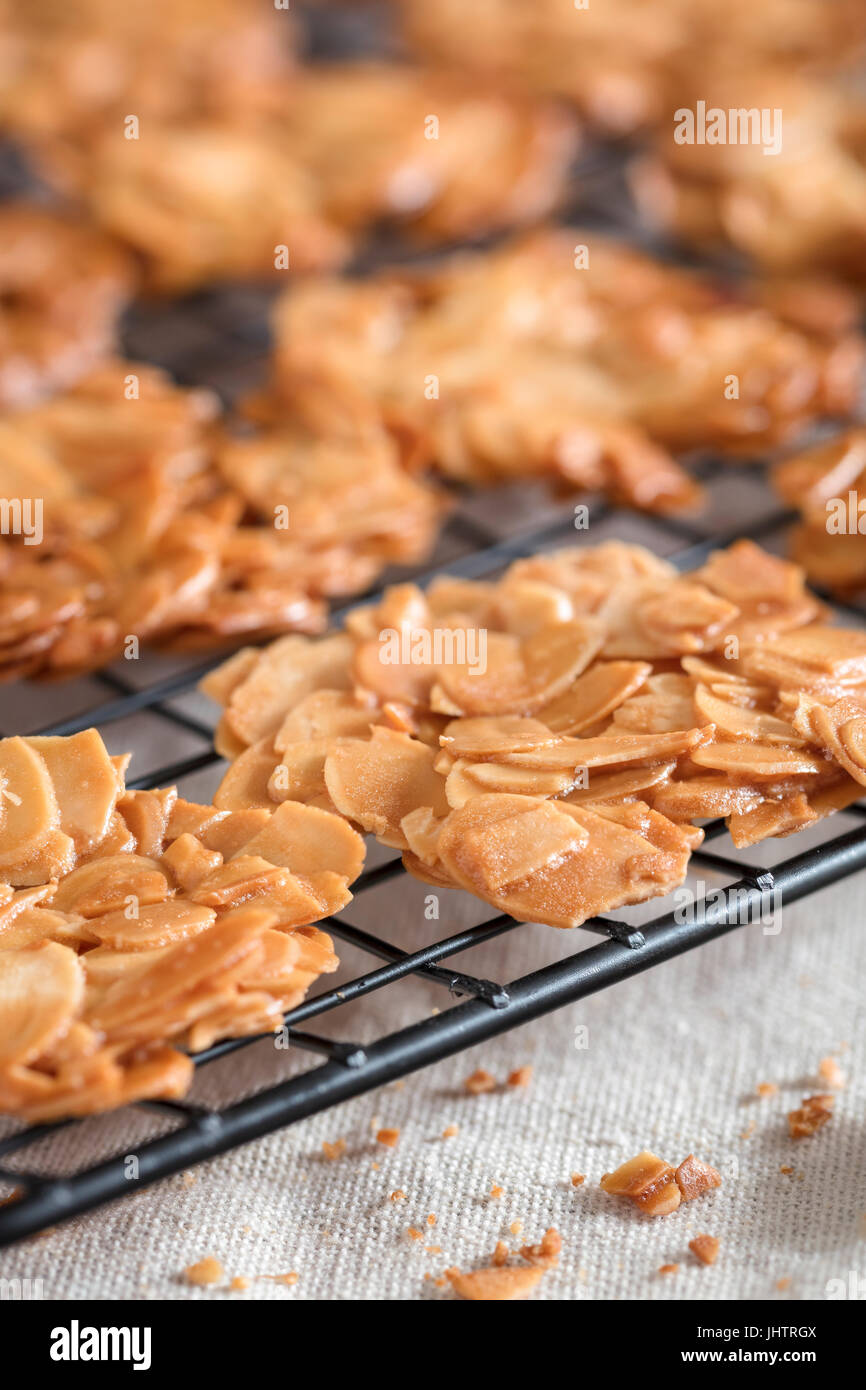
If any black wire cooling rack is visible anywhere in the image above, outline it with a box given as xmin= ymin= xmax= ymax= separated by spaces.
xmin=3 ymin=487 xmax=866 ymax=1250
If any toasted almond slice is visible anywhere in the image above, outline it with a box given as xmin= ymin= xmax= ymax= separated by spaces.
xmin=199 ymin=646 xmax=260 ymax=707
xmin=185 ymin=995 xmax=284 ymax=1053
xmin=87 ymin=907 xmax=274 ymax=1035
xmin=189 ymin=856 xmax=295 ymax=909
xmin=199 ymin=810 xmax=272 ymax=858
xmin=213 ymin=714 xmax=249 ymax=761
xmin=564 ymin=761 xmax=676 ymax=805
xmin=728 ymin=794 xmax=818 ymax=848
xmin=223 ymin=633 xmax=353 ymax=746
xmin=25 ymin=729 xmax=121 ymax=850
xmin=274 ymin=690 xmax=378 ymax=753
xmin=439 ymin=716 xmax=560 ymax=759
xmin=500 ymin=727 xmax=708 ymax=770
xmin=325 ymin=727 xmax=449 ymax=847
xmin=0 ymin=942 xmax=84 ymax=1066
xmin=51 ymin=854 xmax=171 ymax=917
xmin=0 ymin=736 xmax=62 ymax=873
xmin=0 ymin=905 xmax=95 ymax=951
xmin=166 ymin=798 xmax=227 ymax=841
xmin=236 ymin=801 xmax=365 ymax=883
xmin=268 ymin=739 xmax=332 ymax=804
xmin=433 ymin=619 xmax=604 ymax=718
xmin=537 ymin=661 xmax=652 ymax=734
xmin=438 ymin=795 xmax=697 ymax=929
xmin=651 ymin=776 xmax=764 ymax=822
xmin=160 ymin=833 xmax=223 ymax=892
xmin=494 ymin=578 xmax=574 ymax=635
xmin=446 ymin=1266 xmax=545 ymax=1301
xmin=400 ymin=807 xmax=446 ymax=866
xmin=0 ymin=883 xmax=55 ymax=932
xmin=88 ymin=900 xmax=217 ymax=951
xmin=117 ymin=787 xmax=178 ymax=857
xmin=611 ymin=673 xmax=696 ymax=734
xmin=456 ymin=798 xmax=590 ymax=892
xmin=692 ymin=685 xmax=801 ymax=745
xmin=740 ymin=626 xmax=866 ymax=688
xmin=600 ymin=1150 xmax=672 ymax=1197
xmin=792 ymin=696 xmax=866 ymax=788
xmin=76 ymin=810 xmax=136 ymax=860
xmin=353 ymin=636 xmax=437 ymax=707
xmin=445 ymin=758 xmax=572 ymax=807
xmin=690 ymin=741 xmax=825 ymax=778
xmin=213 ymin=738 xmax=279 ymax=811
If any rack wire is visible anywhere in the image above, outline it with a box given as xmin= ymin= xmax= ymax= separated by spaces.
xmin=2 ymin=488 xmax=866 ymax=1250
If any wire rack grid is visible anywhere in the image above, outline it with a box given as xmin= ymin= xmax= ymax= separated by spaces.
xmin=2 ymin=484 xmax=866 ymax=1249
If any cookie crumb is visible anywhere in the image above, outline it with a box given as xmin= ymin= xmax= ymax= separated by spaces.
xmin=408 ymin=1227 xmax=423 ymax=1241
xmin=376 ymin=1128 xmax=400 ymax=1148
xmin=322 ymin=1138 xmax=347 ymax=1160
xmin=446 ymin=1264 xmax=545 ymax=1301
xmin=788 ymin=1093 xmax=834 ymax=1138
xmin=489 ymin=1184 xmax=504 ymax=1199
xmin=756 ymin=1082 xmax=777 ymax=1098
xmin=658 ymin=1263 xmax=679 ymax=1276
xmin=776 ymin=1276 xmax=791 ymax=1291
xmin=818 ymin=1056 xmax=846 ymax=1089
xmin=689 ymin=1235 xmax=720 ymax=1266
xmin=509 ymin=1220 xmax=523 ymax=1236
xmin=507 ymin=1066 xmax=533 ymax=1088
xmin=491 ymin=1240 xmax=509 ymax=1267
xmin=229 ymin=1276 xmax=250 ymax=1292
xmin=571 ymin=1173 xmax=586 ymax=1187
xmin=520 ymin=1227 xmax=561 ymax=1268
xmin=442 ymin=1124 xmax=459 ymax=1138
xmin=389 ymin=1190 xmax=406 ymax=1203
xmin=184 ymin=1257 xmax=223 ymax=1287
xmin=465 ymin=1068 xmax=497 ymax=1095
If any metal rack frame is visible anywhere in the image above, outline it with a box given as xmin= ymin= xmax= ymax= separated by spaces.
xmin=2 ymin=496 xmax=866 ymax=1249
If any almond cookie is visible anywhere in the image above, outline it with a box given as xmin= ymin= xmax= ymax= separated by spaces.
xmin=204 ymin=538 xmax=865 ymax=927
xmin=253 ymin=228 xmax=862 ymax=503
xmin=0 ymin=729 xmax=364 ymax=1120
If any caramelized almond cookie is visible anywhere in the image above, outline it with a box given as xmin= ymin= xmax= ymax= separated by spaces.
xmin=0 ymin=0 xmax=296 ymax=140
xmin=258 ymin=229 xmax=860 ymax=503
xmin=0 ymin=369 xmax=443 ymax=680
xmin=0 ymin=204 xmax=133 ymax=410
xmin=33 ymin=65 xmax=577 ymax=290
xmin=0 ymin=731 xmax=363 ymax=1120
xmin=206 ymin=538 xmax=865 ymax=929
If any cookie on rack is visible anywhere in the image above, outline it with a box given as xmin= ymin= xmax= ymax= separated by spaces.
xmin=0 ymin=363 xmax=444 ymax=679
xmin=631 ymin=68 xmax=866 ymax=280
xmin=774 ymin=430 xmax=866 ymax=593
xmin=399 ymin=0 xmax=866 ymax=134
xmin=0 ymin=0 xmax=296 ymax=139
xmin=28 ymin=64 xmax=578 ymax=291
xmin=204 ymin=538 xmax=866 ymax=929
xmin=251 ymin=228 xmax=863 ymax=505
xmin=0 ymin=204 xmax=134 ymax=408
xmin=0 ymin=728 xmax=364 ymax=1121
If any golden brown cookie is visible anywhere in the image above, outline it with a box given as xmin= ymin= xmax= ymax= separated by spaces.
xmin=0 ymin=729 xmax=364 ymax=1121
xmin=205 ymin=538 xmax=866 ymax=928
xmin=0 ymin=204 xmax=133 ymax=407
xmin=254 ymin=228 xmax=862 ymax=503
